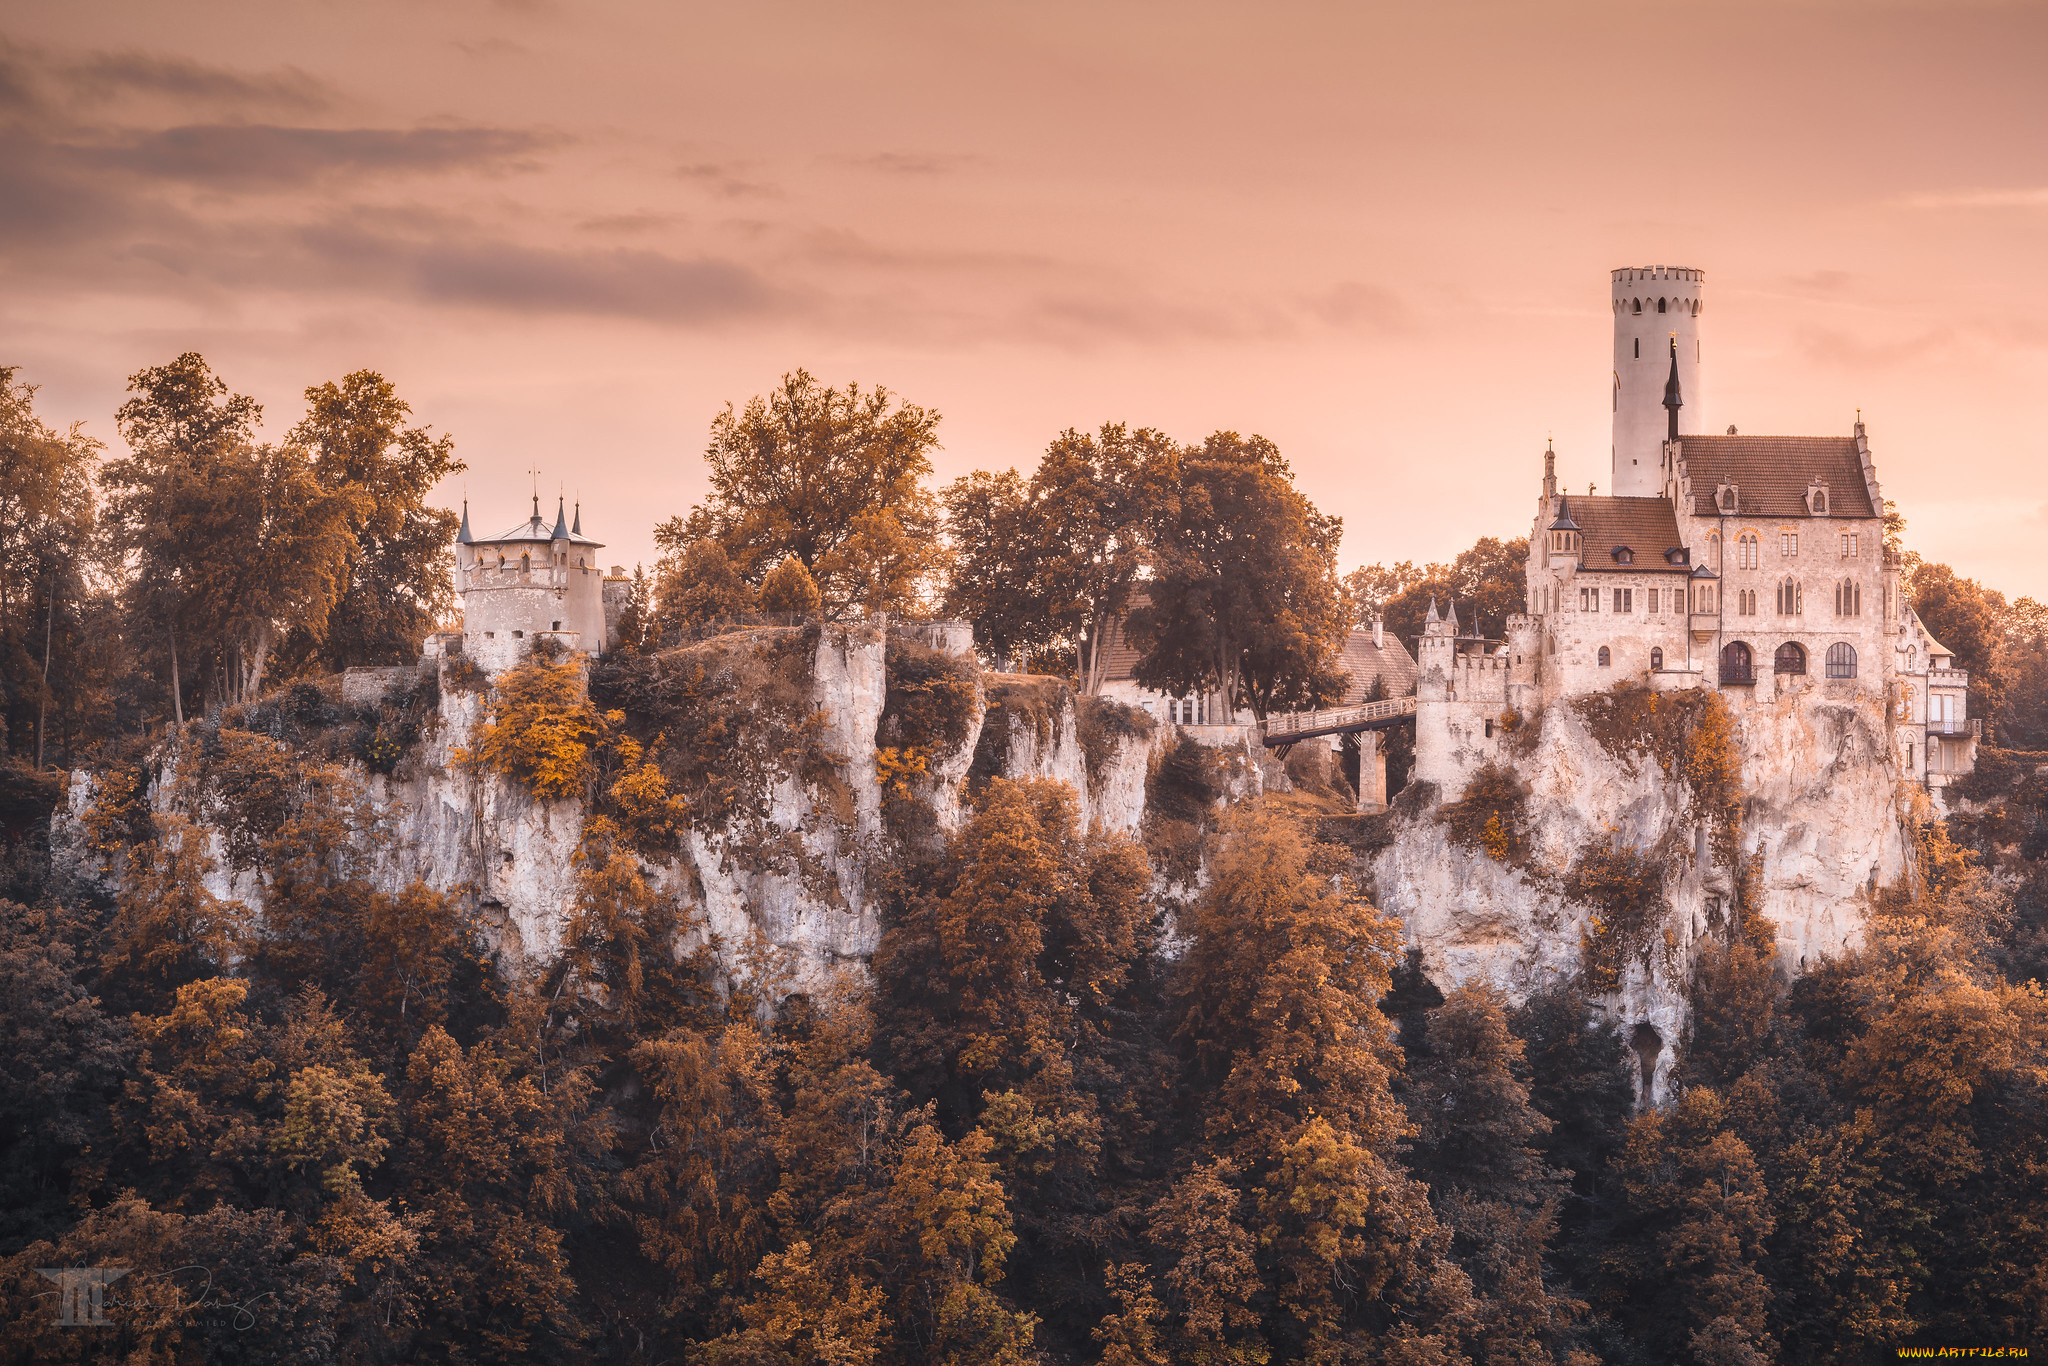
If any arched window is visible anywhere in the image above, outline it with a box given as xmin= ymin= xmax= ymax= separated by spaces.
xmin=1658 ymin=297 xmax=1668 ymax=313
xmin=1632 ymin=298 xmax=1642 ymax=314
xmin=520 ymin=552 xmax=530 ymax=572
xmin=1826 ymin=643 xmax=1857 ymax=678
xmin=1598 ymin=646 xmax=1611 ymax=667
xmin=1720 ymin=641 xmax=1753 ymax=684
xmin=1650 ymin=646 xmax=1664 ymax=670
xmin=1908 ymin=645 xmax=1917 ymax=669
xmin=1738 ymin=532 xmax=1759 ymax=569
xmin=1775 ymin=642 xmax=1808 ymax=675
xmin=1835 ymin=579 xmax=1861 ymax=615
xmin=1776 ymin=578 xmax=1802 ymax=614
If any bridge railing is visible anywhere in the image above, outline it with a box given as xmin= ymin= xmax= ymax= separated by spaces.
xmin=1262 ymin=695 xmax=1418 ymax=741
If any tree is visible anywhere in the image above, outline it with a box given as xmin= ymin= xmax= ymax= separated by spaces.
xmin=104 ymin=354 xmax=360 ymax=713
xmin=945 ymin=425 xmax=1175 ymax=691
xmin=941 ymin=468 xmax=1053 ymax=668
xmin=283 ymin=370 xmax=464 ymax=671
xmin=652 ymin=538 xmax=759 ymax=641
xmin=1175 ymin=813 xmax=1474 ymax=1356
xmin=1356 ymin=535 xmax=1531 ymax=655
xmin=0 ymin=369 xmax=101 ymax=766
xmin=1127 ymin=433 xmax=1347 ymax=720
xmin=1907 ymin=561 xmax=2007 ymax=738
xmin=665 ymin=369 xmax=943 ymax=619
xmin=1400 ymin=981 xmax=1584 ymax=1364
xmin=759 ymin=553 xmax=823 ymax=619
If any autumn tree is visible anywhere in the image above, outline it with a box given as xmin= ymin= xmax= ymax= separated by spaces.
xmin=759 ymin=553 xmax=823 ymax=620
xmin=1400 ymin=981 xmax=1585 ymax=1363
xmin=1352 ymin=535 xmax=1531 ymax=652
xmin=1175 ymin=812 xmax=1474 ymax=1357
xmin=1127 ymin=433 xmax=1348 ymax=720
xmin=0 ymin=369 xmax=102 ymax=766
xmin=652 ymin=537 xmax=759 ymax=640
xmin=944 ymin=424 xmax=1176 ymax=690
xmin=282 ymin=369 xmax=464 ymax=671
xmin=664 ymin=369 xmax=943 ymax=619
xmin=104 ymin=354 xmax=360 ymax=713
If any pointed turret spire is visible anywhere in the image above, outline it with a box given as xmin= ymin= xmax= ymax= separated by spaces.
xmin=571 ymin=500 xmax=583 ymax=537
xmin=1425 ymin=597 xmax=1441 ymax=626
xmin=551 ymin=495 xmax=570 ymax=540
xmin=1548 ymin=494 xmax=1579 ymax=532
xmin=1542 ymin=437 xmax=1557 ymax=500
xmin=1445 ymin=599 xmax=1461 ymax=635
xmin=1663 ymin=335 xmax=1683 ymax=441
xmin=458 ymin=499 xmax=473 ymax=545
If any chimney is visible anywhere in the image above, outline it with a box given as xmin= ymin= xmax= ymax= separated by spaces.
xmin=1373 ymin=614 xmax=1384 ymax=650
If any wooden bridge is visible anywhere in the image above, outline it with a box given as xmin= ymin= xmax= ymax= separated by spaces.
xmin=1260 ymin=695 xmax=1418 ymax=756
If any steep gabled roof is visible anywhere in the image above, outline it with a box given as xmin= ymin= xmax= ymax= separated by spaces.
xmin=1679 ymin=435 xmax=1876 ymax=519
xmin=1335 ymin=627 xmax=1418 ymax=703
xmin=1563 ymin=496 xmax=1688 ymax=573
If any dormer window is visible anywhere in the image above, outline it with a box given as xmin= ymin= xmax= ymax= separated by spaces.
xmin=1716 ymin=484 xmax=1738 ymax=514
xmin=1806 ymin=483 xmax=1830 ymax=516
xmin=1613 ymin=546 xmax=1634 ymax=565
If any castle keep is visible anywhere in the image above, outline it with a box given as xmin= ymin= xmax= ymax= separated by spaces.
xmin=1411 ymin=266 xmax=1976 ymax=806
xmin=451 ymin=494 xmax=628 ymax=673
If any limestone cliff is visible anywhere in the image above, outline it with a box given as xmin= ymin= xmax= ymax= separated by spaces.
xmin=51 ymin=625 xmax=1183 ymax=995
xmin=1366 ymin=683 xmax=1909 ymax=1101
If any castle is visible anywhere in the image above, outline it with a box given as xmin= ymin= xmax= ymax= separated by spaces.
xmin=1410 ymin=266 xmax=1976 ymax=805
xmin=446 ymin=493 xmax=632 ymax=673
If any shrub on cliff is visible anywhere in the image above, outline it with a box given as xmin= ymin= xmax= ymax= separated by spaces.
xmin=456 ymin=654 xmax=605 ymax=801
xmin=1437 ymin=762 xmax=1530 ymax=866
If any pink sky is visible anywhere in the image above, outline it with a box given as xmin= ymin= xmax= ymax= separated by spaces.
xmin=4 ymin=1 xmax=2045 ymax=595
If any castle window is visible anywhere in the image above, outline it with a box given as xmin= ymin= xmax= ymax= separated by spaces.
xmin=1658 ymin=297 xmax=1667 ymax=313
xmin=1780 ymin=531 xmax=1799 ymax=557
xmin=1826 ymin=643 xmax=1857 ymax=678
xmin=1633 ymin=298 xmax=1642 ymax=314
xmin=1775 ymin=642 xmax=1808 ymax=675
xmin=552 ymin=620 xmax=562 ymax=631
xmin=513 ymin=630 xmax=524 ymax=639
xmin=1720 ymin=641 xmax=1753 ymax=684
xmin=1484 ymin=719 xmax=1495 ymax=738
xmin=520 ymin=553 xmax=530 ymax=571
xmin=1835 ymin=580 xmax=1861 ymax=616
xmin=1776 ymin=578 xmax=1803 ymax=614
xmin=1635 ymin=337 xmax=1640 ymax=357
xmin=1598 ymin=646 xmax=1611 ymax=667
xmin=1841 ymin=532 xmax=1858 ymax=557
xmin=1651 ymin=647 xmax=1664 ymax=670
xmin=1813 ymin=490 xmax=1827 ymax=513
xmin=1737 ymin=532 xmax=1759 ymax=569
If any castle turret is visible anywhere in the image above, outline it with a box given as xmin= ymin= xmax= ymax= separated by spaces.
xmin=459 ymin=495 xmax=608 ymax=674
xmin=1612 ymin=266 xmax=1704 ymax=497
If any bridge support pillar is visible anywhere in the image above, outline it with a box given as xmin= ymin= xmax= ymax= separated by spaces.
xmin=1357 ymin=731 xmax=1387 ymax=814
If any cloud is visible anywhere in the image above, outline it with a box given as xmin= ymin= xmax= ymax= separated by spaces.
xmin=1304 ymin=281 xmax=1412 ymax=334
xmin=75 ymin=124 xmax=555 ymax=188
xmin=294 ymin=222 xmax=782 ymax=323
xmin=1895 ymin=187 xmax=2048 ymax=209
xmin=676 ymin=161 xmax=777 ymax=198
xmin=845 ymin=151 xmax=980 ymax=176
xmin=62 ymin=51 xmax=333 ymax=112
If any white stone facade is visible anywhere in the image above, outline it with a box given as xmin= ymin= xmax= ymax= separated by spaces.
xmin=456 ymin=496 xmax=610 ymax=673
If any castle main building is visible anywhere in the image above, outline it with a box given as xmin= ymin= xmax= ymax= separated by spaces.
xmin=1414 ymin=267 xmax=1975 ymax=804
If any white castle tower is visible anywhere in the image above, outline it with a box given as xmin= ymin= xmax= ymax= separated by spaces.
xmin=1611 ymin=266 xmax=1704 ymax=497
xmin=455 ymin=493 xmax=609 ymax=673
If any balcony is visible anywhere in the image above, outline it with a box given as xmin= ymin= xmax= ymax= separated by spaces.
xmin=1926 ymin=717 xmax=1980 ymax=738
xmin=1719 ymin=665 xmax=1755 ymax=686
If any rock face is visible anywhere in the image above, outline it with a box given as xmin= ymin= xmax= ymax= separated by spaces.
xmin=1367 ymin=684 xmax=1907 ymax=1103
xmin=54 ymin=627 xmax=1172 ymax=996
xmin=53 ymin=631 xmax=1905 ymax=1105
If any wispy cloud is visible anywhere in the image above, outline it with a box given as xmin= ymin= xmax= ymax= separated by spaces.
xmin=677 ymin=161 xmax=778 ymax=198
xmin=73 ymin=124 xmax=555 ymax=188
xmin=1895 ymin=187 xmax=2048 ymax=209
xmin=61 ymin=50 xmax=334 ymax=113
xmin=844 ymin=151 xmax=981 ymax=176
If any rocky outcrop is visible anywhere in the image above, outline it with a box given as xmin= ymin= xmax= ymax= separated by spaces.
xmin=54 ymin=627 xmax=1170 ymax=995
xmin=1367 ymin=684 xmax=1907 ymax=1103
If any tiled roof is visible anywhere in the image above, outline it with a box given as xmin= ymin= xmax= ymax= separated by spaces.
xmin=1678 ymin=435 xmax=1876 ymax=519
xmin=1566 ymin=496 xmax=1688 ymax=574
xmin=1336 ymin=628 xmax=1417 ymax=702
